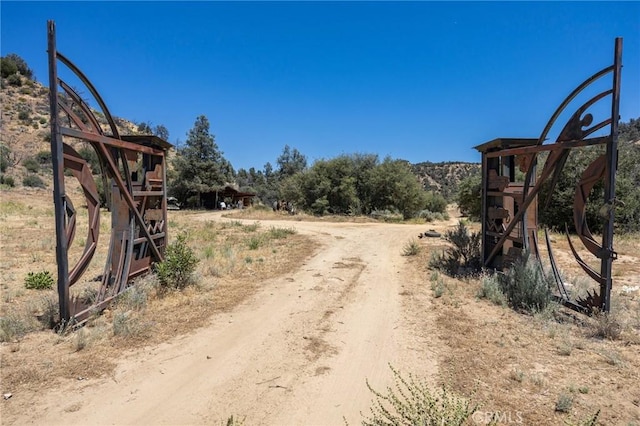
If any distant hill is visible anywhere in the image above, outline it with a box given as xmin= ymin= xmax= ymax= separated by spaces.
xmin=411 ymin=161 xmax=480 ymax=201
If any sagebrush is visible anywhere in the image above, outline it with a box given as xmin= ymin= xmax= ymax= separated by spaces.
xmin=429 ymin=221 xmax=481 ymax=276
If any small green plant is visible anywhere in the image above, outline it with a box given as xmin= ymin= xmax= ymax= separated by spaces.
xmin=155 ymin=234 xmax=199 ymax=290
xmin=360 ymin=365 xmax=480 ymax=426
xmin=402 ymin=238 xmax=421 ymax=256
xmin=431 ymin=278 xmax=445 ymax=298
xmin=555 ymin=392 xmax=573 ymax=413
xmin=24 ymin=270 xmax=54 ymax=290
xmin=247 ymin=235 xmax=263 ymax=250
xmin=23 ymin=174 xmax=46 ymax=188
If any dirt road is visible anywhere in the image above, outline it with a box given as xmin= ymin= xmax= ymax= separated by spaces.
xmin=7 ymin=217 xmax=447 ymax=425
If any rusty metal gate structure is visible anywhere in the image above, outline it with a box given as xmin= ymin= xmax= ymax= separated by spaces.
xmin=475 ymin=38 xmax=622 ymax=314
xmin=47 ymin=21 xmax=171 ymax=324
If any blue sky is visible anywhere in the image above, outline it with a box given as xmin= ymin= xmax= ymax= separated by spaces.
xmin=2 ymin=1 xmax=639 ymax=172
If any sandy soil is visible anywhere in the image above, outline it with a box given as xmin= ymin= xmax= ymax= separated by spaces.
xmin=2 ymin=214 xmax=453 ymax=426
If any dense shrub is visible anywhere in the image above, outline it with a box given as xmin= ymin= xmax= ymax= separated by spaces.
xmin=35 ymin=150 xmax=52 ymax=165
xmin=23 ymin=174 xmax=45 ymax=188
xmin=155 ymin=234 xmax=199 ymax=290
xmin=18 ymin=110 xmax=30 ymax=121
xmin=1 ymin=54 xmax=34 ymax=79
xmin=429 ymin=221 xmax=481 ymax=276
xmin=496 ymin=253 xmax=552 ymax=313
xmin=0 ymin=174 xmax=15 ymax=187
xmin=24 ymin=271 xmax=55 ymax=290
xmin=6 ymin=74 xmax=22 ymax=87
xmin=22 ymin=157 xmax=40 ymax=173
xmin=0 ymin=145 xmax=9 ymax=173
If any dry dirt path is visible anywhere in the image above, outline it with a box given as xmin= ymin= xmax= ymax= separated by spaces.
xmin=6 ymin=216 xmax=449 ymax=426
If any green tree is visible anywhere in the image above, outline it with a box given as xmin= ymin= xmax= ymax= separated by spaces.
xmin=1 ymin=54 xmax=33 ymax=80
xmin=288 ymin=154 xmax=432 ymax=219
xmin=369 ymin=158 xmax=428 ymax=219
xmin=457 ymin=173 xmax=481 ymax=220
xmin=153 ymin=124 xmax=169 ymax=141
xmin=169 ymin=115 xmax=234 ymax=207
xmin=276 ymin=145 xmax=307 ymax=178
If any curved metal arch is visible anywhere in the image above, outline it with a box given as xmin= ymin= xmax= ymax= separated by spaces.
xmin=537 ymin=65 xmax=614 ymax=145
xmin=62 ymin=143 xmax=101 ymax=285
xmin=58 ymin=79 xmax=104 ymax=135
xmin=56 ymin=51 xmax=120 ymax=139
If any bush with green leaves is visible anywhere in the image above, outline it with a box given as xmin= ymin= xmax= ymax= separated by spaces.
xmin=360 ymin=365 xmax=480 ymax=426
xmin=23 ymin=174 xmax=45 ymax=188
xmin=456 ymin=174 xmax=481 ymax=220
xmin=155 ymin=234 xmax=199 ymax=290
xmin=429 ymin=221 xmax=481 ymax=277
xmin=24 ymin=270 xmax=55 ymax=290
xmin=1 ymin=53 xmax=34 ymax=79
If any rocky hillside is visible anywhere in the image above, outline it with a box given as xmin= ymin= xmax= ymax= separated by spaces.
xmin=0 ymin=73 xmax=139 ymax=188
xmin=411 ymin=161 xmax=480 ymax=200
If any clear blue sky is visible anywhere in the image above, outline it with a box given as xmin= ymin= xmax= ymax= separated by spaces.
xmin=2 ymin=1 xmax=639 ymax=172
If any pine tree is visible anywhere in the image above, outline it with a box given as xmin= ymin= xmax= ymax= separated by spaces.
xmin=170 ymin=115 xmax=234 ymax=207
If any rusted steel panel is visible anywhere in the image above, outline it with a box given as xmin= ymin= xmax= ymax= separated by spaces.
xmin=48 ymin=21 xmax=171 ymax=325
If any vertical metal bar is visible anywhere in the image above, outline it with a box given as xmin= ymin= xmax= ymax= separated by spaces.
xmin=162 ymin=152 xmax=168 ymax=254
xmin=480 ymin=152 xmax=488 ymax=265
xmin=601 ymin=37 xmax=622 ymax=313
xmin=48 ymin=21 xmax=70 ymax=322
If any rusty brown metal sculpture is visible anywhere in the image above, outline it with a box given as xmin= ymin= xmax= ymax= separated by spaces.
xmin=48 ymin=21 xmax=171 ymax=324
xmin=475 ymin=38 xmax=622 ymax=314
